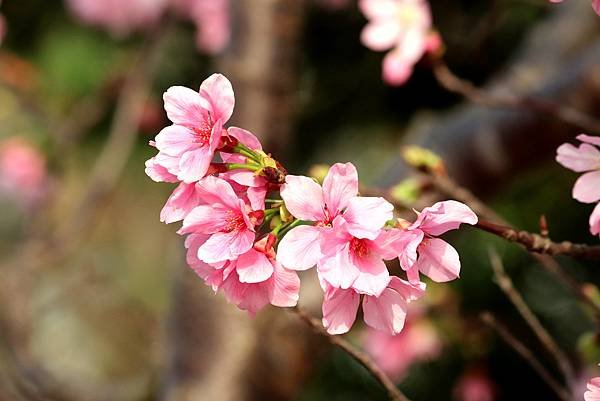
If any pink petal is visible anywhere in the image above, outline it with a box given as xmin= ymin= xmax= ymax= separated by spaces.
xmin=388 ymin=276 xmax=426 ymax=302
xmin=177 ymin=146 xmax=213 ymax=183
xmin=415 ymin=238 xmax=461 ymax=282
xmin=145 ymin=155 xmax=178 ymax=183
xmin=227 ymin=126 xmax=263 ymax=150
xmin=160 ymin=182 xmax=201 ymax=224
xmin=577 ymin=134 xmax=600 ymax=146
xmin=343 ymin=196 xmax=394 ymax=240
xmin=247 ymin=186 xmax=267 ymax=211
xmin=590 ymin=203 xmax=600 ymax=236
xmin=351 ymin=249 xmax=390 ymax=297
xmin=386 ymin=228 xmax=424 ymax=271
xmin=556 ymin=143 xmax=600 ymax=172
xmin=322 ymin=162 xmax=359 ymax=215
xmin=221 ymin=271 xmax=270 ymax=315
xmin=411 ymin=200 xmax=478 ymax=236
xmin=573 ymin=170 xmax=600 ymax=203
xmin=198 ymin=229 xmax=255 ymax=264
xmin=199 ymin=73 xmax=235 ymax=124
xmin=195 ymin=175 xmax=241 ymax=210
xmin=359 ymin=0 xmax=398 ymax=20
xmin=585 ymin=377 xmax=600 ymax=401
xmin=154 ymin=125 xmax=198 ymax=156
xmin=382 ymin=50 xmax=413 ymax=86
xmin=361 ymin=20 xmax=401 ymax=51
xmin=269 ymin=263 xmax=301 ymax=307
xmin=322 ymin=287 xmax=360 ymax=335
xmin=280 ymin=175 xmax=326 ymax=221
xmin=362 ymin=284 xmax=408 ymax=335
xmin=593 ymin=0 xmax=600 ymax=16
xmin=276 ymin=225 xmax=322 ymax=270
xmin=319 ymin=232 xmax=360 ymax=289
xmin=163 ymin=86 xmax=209 ymax=127
xmin=236 ymin=248 xmax=274 ymax=283
xmin=179 ymin=205 xmax=229 ymax=234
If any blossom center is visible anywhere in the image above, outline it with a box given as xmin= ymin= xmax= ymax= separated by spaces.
xmin=193 ymin=121 xmax=212 ymax=146
xmin=223 ymin=210 xmax=246 ymax=232
xmin=350 ymin=237 xmax=370 ymax=258
xmin=397 ymin=4 xmax=421 ymax=25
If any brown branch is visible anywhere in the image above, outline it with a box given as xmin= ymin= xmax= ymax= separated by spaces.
xmin=432 ymin=60 xmax=600 ymax=134
xmin=480 ymin=312 xmax=572 ymax=401
xmin=477 ymin=220 xmax=600 ymax=260
xmin=488 ymin=249 xmax=575 ymax=385
xmin=290 ymin=306 xmax=410 ymax=401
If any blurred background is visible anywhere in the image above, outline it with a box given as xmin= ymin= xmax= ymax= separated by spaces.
xmin=0 ymin=0 xmax=599 ymax=400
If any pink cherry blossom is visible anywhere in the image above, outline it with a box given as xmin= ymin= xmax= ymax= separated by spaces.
xmin=386 ymin=200 xmax=478 ymax=283
xmin=0 ymin=138 xmax=48 ymax=207
xmin=586 ymin=377 xmax=600 ymax=401
xmin=556 ymin=134 xmax=600 ymax=204
xmin=556 ymin=134 xmax=600 ymax=237
xmin=277 ymin=162 xmax=393 ymax=272
xmin=173 ymin=0 xmax=230 ymax=54
xmin=359 ymin=0 xmax=437 ymax=86
xmin=146 ymin=74 xmax=234 ymax=183
xmin=454 ymin=368 xmax=496 ymax=401
xmin=179 ymin=175 xmax=262 ymax=264
xmin=364 ymin=316 xmax=441 ymax=380
xmin=66 ymin=0 xmax=168 ymax=36
xmin=186 ymin=235 xmax=300 ymax=315
xmin=322 ymin=276 xmax=425 ymax=335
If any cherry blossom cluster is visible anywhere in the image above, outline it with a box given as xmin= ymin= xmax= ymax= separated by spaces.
xmin=146 ymin=73 xmax=477 ymax=335
xmin=66 ymin=0 xmax=230 ymax=54
xmin=556 ymin=134 xmax=600 ymax=237
xmin=359 ymin=0 xmax=441 ymax=86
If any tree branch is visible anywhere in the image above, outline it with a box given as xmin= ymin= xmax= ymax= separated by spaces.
xmin=488 ymin=249 xmax=575 ymax=385
xmin=432 ymin=60 xmax=600 ymax=134
xmin=480 ymin=312 xmax=572 ymax=401
xmin=477 ymin=220 xmax=600 ymax=260
xmin=290 ymin=306 xmax=410 ymax=401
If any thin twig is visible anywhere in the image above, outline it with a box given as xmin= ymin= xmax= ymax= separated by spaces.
xmin=480 ymin=312 xmax=572 ymax=401
xmin=291 ymin=306 xmax=410 ymax=401
xmin=488 ymin=248 xmax=575 ymax=385
xmin=432 ymin=61 xmax=600 ymax=134
xmin=477 ymin=220 xmax=600 ymax=261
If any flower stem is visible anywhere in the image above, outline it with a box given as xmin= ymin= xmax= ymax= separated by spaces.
xmin=233 ymin=143 xmax=261 ymax=163
xmin=226 ymin=163 xmax=260 ymax=172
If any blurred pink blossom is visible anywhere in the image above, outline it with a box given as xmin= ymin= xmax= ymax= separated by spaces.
xmin=586 ymin=377 xmax=600 ymax=401
xmin=0 ymin=138 xmax=47 ymax=207
xmin=556 ymin=134 xmax=600 ymax=236
xmin=175 ymin=0 xmax=231 ymax=54
xmin=359 ymin=0 xmax=440 ymax=86
xmin=66 ymin=0 xmax=168 ymax=36
xmin=364 ymin=314 xmax=441 ymax=380
xmin=549 ymin=0 xmax=600 ymax=16
xmin=453 ymin=368 xmax=496 ymax=401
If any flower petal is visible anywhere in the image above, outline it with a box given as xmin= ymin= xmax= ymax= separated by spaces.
xmin=343 ymin=196 xmax=394 ymax=239
xmin=411 ymin=200 xmax=478 ymax=236
xmin=236 ymin=248 xmax=274 ymax=283
xmin=195 ymin=175 xmax=241 ymax=210
xmin=154 ymin=125 xmax=198 ymax=156
xmin=280 ymin=175 xmax=326 ymax=221
xmin=198 ymin=229 xmax=255 ymax=263
xmin=269 ymin=263 xmax=301 ymax=307
xmin=360 ymin=20 xmax=401 ymax=51
xmin=163 ymin=86 xmax=209 ymax=127
xmin=177 ymin=146 xmax=213 ymax=183
xmin=351 ymin=249 xmax=390 ymax=297
xmin=577 ymin=134 xmax=600 ymax=146
xmin=179 ymin=205 xmax=229 ymax=234
xmin=227 ymin=126 xmax=263 ymax=150
xmin=414 ymin=238 xmax=461 ymax=282
xmin=556 ymin=143 xmax=600 ymax=173
xmin=573 ymin=171 xmax=600 ymax=203
xmin=590 ymin=203 xmax=600 ymax=237
xmin=199 ymin=73 xmax=235 ymax=123
xmin=362 ymin=284 xmax=409 ymax=335
xmin=276 ymin=225 xmax=322 ymax=270
xmin=145 ymin=155 xmax=178 ymax=183
xmin=160 ymin=182 xmax=201 ymax=224
xmin=322 ymin=287 xmax=360 ymax=335
xmin=322 ymin=162 xmax=359 ymax=215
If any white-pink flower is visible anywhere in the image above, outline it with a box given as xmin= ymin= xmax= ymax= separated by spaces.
xmin=178 ymin=175 xmax=262 ymax=264
xmin=66 ymin=0 xmax=168 ymax=36
xmin=454 ymin=369 xmax=496 ymax=401
xmin=359 ymin=0 xmax=438 ymax=86
xmin=277 ymin=162 xmax=393 ymax=272
xmin=146 ymin=73 xmax=234 ymax=183
xmin=556 ymin=134 xmax=600 ymax=237
xmin=321 ymin=276 xmax=425 ymax=335
xmin=186 ymin=234 xmax=300 ymax=315
xmin=585 ymin=377 xmax=600 ymax=401
xmin=0 ymin=138 xmax=48 ymax=207
xmin=385 ymin=200 xmax=478 ymax=283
